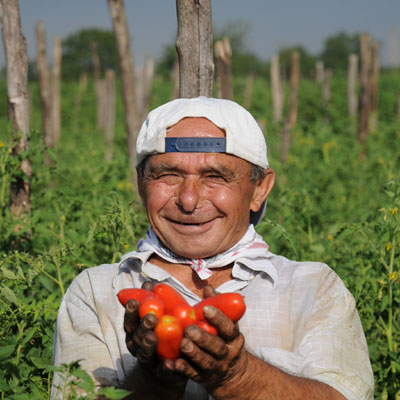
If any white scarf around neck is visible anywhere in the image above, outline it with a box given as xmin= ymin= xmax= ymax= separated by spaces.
xmin=137 ymin=225 xmax=269 ymax=280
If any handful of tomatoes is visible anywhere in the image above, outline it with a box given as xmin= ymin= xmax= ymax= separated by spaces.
xmin=117 ymin=283 xmax=246 ymax=360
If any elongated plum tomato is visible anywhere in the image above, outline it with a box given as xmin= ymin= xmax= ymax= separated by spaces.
xmin=172 ymin=303 xmax=197 ymax=329
xmin=154 ymin=315 xmax=183 ymax=360
xmin=194 ymin=293 xmax=246 ymax=322
xmin=153 ymin=283 xmax=188 ymax=314
xmin=197 ymin=320 xmax=217 ymax=335
xmin=139 ymin=296 xmax=165 ymax=319
xmin=117 ymin=288 xmax=154 ymax=307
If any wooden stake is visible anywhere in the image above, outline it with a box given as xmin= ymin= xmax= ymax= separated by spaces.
xmin=136 ymin=55 xmax=154 ymax=121
xmin=369 ymin=40 xmax=379 ymax=132
xmin=270 ymin=53 xmax=283 ymax=122
xmin=322 ymin=68 xmax=332 ymax=105
xmin=215 ymin=37 xmax=233 ymax=100
xmin=51 ymin=36 xmax=62 ymax=145
xmin=315 ymin=60 xmax=324 ymax=84
xmin=243 ymin=71 xmax=254 ymax=110
xmin=35 ymin=21 xmax=52 ymax=147
xmin=176 ymin=0 xmax=214 ymax=98
xmin=1 ymin=0 xmax=31 ymax=216
xmin=104 ymin=69 xmax=116 ymax=161
xmin=281 ymin=51 xmax=300 ymax=163
xmin=347 ymin=53 xmax=358 ymax=118
xmin=107 ymin=0 xmax=140 ymax=188
xmin=358 ymin=33 xmax=371 ymax=145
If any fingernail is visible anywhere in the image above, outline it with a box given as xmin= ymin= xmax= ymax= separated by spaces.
xmin=181 ymin=338 xmax=194 ymax=352
xmin=203 ymin=305 xmax=216 ymax=317
xmin=186 ymin=326 xmax=200 ymax=340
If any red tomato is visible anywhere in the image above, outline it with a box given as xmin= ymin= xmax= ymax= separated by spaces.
xmin=172 ymin=303 xmax=197 ymax=329
xmin=154 ymin=315 xmax=184 ymax=360
xmin=197 ymin=320 xmax=217 ymax=335
xmin=117 ymin=288 xmax=154 ymax=307
xmin=194 ymin=293 xmax=246 ymax=322
xmin=139 ymin=296 xmax=165 ymax=319
xmin=153 ymin=283 xmax=188 ymax=314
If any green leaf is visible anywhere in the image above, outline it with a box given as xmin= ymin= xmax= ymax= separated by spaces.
xmin=0 ymin=344 xmax=16 ymax=361
xmin=101 ymin=387 xmax=132 ymax=399
xmin=0 ymin=285 xmax=19 ymax=305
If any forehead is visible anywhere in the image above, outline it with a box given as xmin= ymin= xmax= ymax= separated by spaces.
xmin=166 ymin=117 xmax=225 ymax=138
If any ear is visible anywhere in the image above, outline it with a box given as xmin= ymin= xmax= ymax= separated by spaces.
xmin=250 ymin=168 xmax=275 ymax=213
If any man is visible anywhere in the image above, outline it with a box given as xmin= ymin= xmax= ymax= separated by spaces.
xmin=52 ymin=97 xmax=374 ymax=399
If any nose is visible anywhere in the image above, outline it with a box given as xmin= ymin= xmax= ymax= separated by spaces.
xmin=176 ymin=176 xmax=201 ymax=213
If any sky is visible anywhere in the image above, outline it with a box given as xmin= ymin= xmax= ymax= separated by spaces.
xmin=1 ymin=0 xmax=400 ymax=68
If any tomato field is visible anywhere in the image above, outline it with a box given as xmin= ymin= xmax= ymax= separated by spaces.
xmin=0 ymin=71 xmax=399 ymax=399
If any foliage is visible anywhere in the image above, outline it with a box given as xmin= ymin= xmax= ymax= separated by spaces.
xmin=1 ymin=68 xmax=400 ymax=399
xmin=61 ymin=28 xmax=119 ymax=80
xmin=320 ymin=31 xmax=361 ymax=71
xmin=278 ymin=44 xmax=318 ymax=79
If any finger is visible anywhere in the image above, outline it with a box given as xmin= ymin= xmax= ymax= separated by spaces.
xmin=142 ymin=281 xmax=155 ymax=291
xmin=174 ymin=357 xmax=201 ymax=381
xmin=124 ymin=299 xmax=140 ymax=335
xmin=185 ymin=325 xmax=227 ymax=359
xmin=203 ymin=306 xmax=239 ymax=341
xmin=130 ymin=313 xmax=158 ymax=355
xmin=136 ymin=330 xmax=158 ymax=366
xmin=203 ymin=285 xmax=218 ymax=298
xmin=179 ymin=337 xmax=219 ymax=373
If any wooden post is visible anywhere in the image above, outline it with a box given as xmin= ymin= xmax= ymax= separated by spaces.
xmin=171 ymin=59 xmax=179 ymax=100
xmin=322 ymin=68 xmax=332 ymax=105
xmin=215 ymin=37 xmax=233 ymax=100
xmin=1 ymin=0 xmax=31 ymax=216
xmin=243 ymin=71 xmax=254 ymax=110
xmin=315 ymin=60 xmax=324 ymax=84
xmin=107 ymin=0 xmax=140 ymax=188
xmin=104 ymin=69 xmax=116 ymax=161
xmin=176 ymin=0 xmax=214 ymax=98
xmin=347 ymin=53 xmax=358 ymax=118
xmin=280 ymin=51 xmax=300 ymax=163
xmin=51 ymin=36 xmax=62 ymax=145
xmin=73 ymin=72 xmax=88 ymax=133
xmin=136 ymin=54 xmax=154 ymax=121
xmin=270 ymin=53 xmax=283 ymax=122
xmin=91 ymin=41 xmax=105 ymax=131
xmin=369 ymin=40 xmax=379 ymax=132
xmin=358 ymin=33 xmax=371 ymax=145
xmin=35 ymin=21 xmax=52 ymax=147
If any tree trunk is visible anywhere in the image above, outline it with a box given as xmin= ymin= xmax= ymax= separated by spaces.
xmin=51 ymin=36 xmax=62 ymax=145
xmin=280 ymin=51 xmax=300 ymax=163
xmin=215 ymin=37 xmax=233 ymax=100
xmin=1 ymin=0 xmax=31 ymax=216
xmin=176 ymin=0 xmax=214 ymax=98
xmin=270 ymin=53 xmax=283 ymax=122
xmin=35 ymin=20 xmax=53 ymax=148
xmin=347 ymin=53 xmax=358 ymax=118
xmin=358 ymin=33 xmax=371 ymax=145
xmin=369 ymin=40 xmax=379 ymax=132
xmin=107 ymin=0 xmax=140 ymax=189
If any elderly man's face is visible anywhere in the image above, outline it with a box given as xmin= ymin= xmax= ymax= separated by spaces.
xmin=138 ymin=117 xmax=274 ymax=259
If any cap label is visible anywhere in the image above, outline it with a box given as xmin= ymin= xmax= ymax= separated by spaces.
xmin=165 ymin=137 xmax=226 ymax=153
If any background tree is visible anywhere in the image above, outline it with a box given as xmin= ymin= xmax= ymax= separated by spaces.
xmin=61 ymin=28 xmax=118 ymax=79
xmin=320 ymin=31 xmax=360 ymax=71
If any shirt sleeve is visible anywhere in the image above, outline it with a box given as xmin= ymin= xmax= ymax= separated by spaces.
xmin=258 ymin=266 xmax=374 ymax=400
xmin=295 ymin=267 xmax=374 ymax=399
xmin=50 ymin=269 xmax=120 ymax=399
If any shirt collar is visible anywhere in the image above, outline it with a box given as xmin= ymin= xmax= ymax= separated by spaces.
xmin=116 ymin=248 xmax=277 ymax=287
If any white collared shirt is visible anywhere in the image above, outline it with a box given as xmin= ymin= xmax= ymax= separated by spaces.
xmin=51 ymin=250 xmax=374 ymax=399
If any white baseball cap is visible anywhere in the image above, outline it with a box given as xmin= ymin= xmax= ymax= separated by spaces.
xmin=136 ymin=96 xmax=269 ymax=169
xmin=136 ymin=96 xmax=270 ymax=225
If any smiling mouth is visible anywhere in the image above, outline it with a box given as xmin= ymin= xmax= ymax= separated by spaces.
xmin=166 ymin=218 xmax=214 ymax=226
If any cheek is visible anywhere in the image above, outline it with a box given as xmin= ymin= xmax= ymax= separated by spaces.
xmin=145 ymin=183 xmax=175 ymax=213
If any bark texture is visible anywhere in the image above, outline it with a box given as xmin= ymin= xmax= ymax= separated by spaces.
xmin=176 ymin=0 xmax=214 ymax=98
xmin=107 ymin=0 xmax=140 ymax=188
xmin=1 ymin=0 xmax=31 ymax=216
